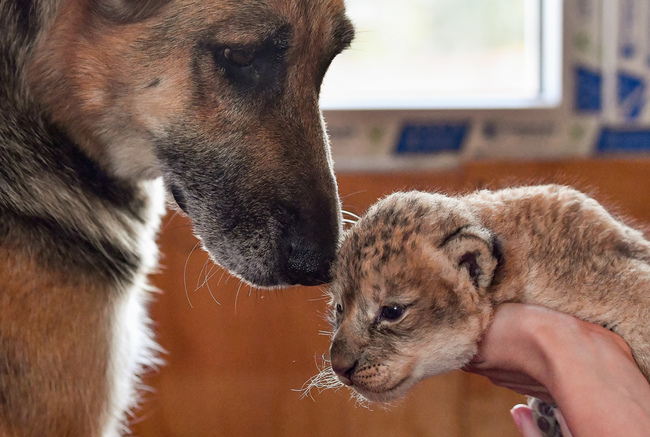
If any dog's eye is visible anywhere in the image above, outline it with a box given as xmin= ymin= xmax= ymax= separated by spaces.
xmin=223 ymin=48 xmax=255 ymax=67
xmin=336 ymin=303 xmax=343 ymax=314
xmin=378 ymin=305 xmax=405 ymax=323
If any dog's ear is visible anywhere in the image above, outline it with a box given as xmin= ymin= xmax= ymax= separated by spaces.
xmin=441 ymin=225 xmax=500 ymax=290
xmin=92 ymin=0 xmax=170 ymax=23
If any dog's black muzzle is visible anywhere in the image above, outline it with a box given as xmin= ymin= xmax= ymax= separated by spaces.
xmin=281 ymin=220 xmax=336 ymax=286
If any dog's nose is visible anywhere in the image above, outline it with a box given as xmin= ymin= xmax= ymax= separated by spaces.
xmin=280 ymin=194 xmax=339 ymax=286
xmin=284 ymin=237 xmax=334 ymax=286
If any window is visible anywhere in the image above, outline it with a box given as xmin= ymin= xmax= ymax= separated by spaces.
xmin=321 ymin=0 xmax=562 ymax=109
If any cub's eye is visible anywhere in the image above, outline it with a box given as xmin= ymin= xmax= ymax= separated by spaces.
xmin=378 ymin=305 xmax=406 ymax=322
xmin=223 ymin=47 xmax=255 ymax=67
xmin=336 ymin=303 xmax=343 ymax=314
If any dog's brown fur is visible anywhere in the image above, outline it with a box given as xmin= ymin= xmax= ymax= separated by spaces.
xmin=0 ymin=0 xmax=353 ymax=435
xmin=0 ymin=247 xmax=112 ymax=436
xmin=322 ymin=185 xmax=650 ymax=403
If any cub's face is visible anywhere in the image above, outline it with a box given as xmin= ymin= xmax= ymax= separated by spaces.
xmin=327 ymin=192 xmax=498 ymax=402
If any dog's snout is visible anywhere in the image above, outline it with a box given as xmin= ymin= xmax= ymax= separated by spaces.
xmin=284 ymin=237 xmax=334 ymax=286
xmin=278 ymin=190 xmax=339 ymax=286
xmin=170 ymin=183 xmax=188 ymax=213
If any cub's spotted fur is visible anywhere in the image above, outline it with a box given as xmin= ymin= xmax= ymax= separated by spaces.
xmin=321 ymin=185 xmax=650 ymax=404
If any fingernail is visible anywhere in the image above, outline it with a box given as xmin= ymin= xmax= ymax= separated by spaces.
xmin=510 ymin=405 xmax=524 ymax=430
xmin=510 ymin=405 xmax=532 ymax=434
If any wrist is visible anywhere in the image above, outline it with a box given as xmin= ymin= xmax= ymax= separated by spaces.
xmin=520 ymin=309 xmax=650 ymax=436
xmin=488 ymin=305 xmax=576 ymax=390
xmin=516 ymin=308 xmax=581 ymax=393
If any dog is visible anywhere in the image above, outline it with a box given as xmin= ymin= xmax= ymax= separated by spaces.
xmin=0 ymin=0 xmax=354 ymax=435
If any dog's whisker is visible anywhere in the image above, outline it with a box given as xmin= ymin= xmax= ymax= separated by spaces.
xmin=216 ymin=269 xmax=228 ymax=286
xmin=205 ymin=277 xmax=221 ymax=306
xmin=161 ymin=209 xmax=185 ymax=232
xmin=195 ymin=258 xmax=211 ymax=291
xmin=169 ymin=223 xmax=194 ymax=230
xmin=206 ymin=263 xmax=224 ymax=284
xmin=341 ymin=210 xmax=361 ymax=220
xmin=197 ymin=261 xmax=221 ymax=291
xmin=307 ymin=295 xmax=331 ymax=302
xmin=183 ymin=241 xmax=202 ymax=309
xmin=339 ymin=190 xmax=366 ymax=200
xmin=235 ymin=281 xmax=244 ymax=313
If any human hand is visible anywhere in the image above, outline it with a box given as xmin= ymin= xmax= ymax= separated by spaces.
xmin=462 ymin=304 xmax=575 ymax=403
xmin=463 ymin=303 xmax=650 ymax=437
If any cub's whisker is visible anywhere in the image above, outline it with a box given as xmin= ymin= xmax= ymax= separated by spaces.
xmin=296 ymin=355 xmax=373 ymax=409
xmin=295 ymin=356 xmax=343 ymax=400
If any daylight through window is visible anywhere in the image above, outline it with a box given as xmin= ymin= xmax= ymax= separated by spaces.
xmin=321 ymin=0 xmax=560 ymax=109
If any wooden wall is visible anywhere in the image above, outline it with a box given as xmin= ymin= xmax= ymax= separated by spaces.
xmin=133 ymin=159 xmax=650 ymax=437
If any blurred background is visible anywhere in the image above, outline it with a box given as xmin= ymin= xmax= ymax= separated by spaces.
xmin=133 ymin=1 xmax=650 ymax=436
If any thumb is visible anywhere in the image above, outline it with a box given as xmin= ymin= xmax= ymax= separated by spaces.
xmin=511 ymin=404 xmax=544 ymax=437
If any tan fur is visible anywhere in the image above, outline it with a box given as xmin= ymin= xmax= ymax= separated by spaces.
xmin=326 ymin=185 xmax=650 ymax=402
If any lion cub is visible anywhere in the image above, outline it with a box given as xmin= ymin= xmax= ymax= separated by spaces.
xmin=325 ymin=185 xmax=650 ymax=404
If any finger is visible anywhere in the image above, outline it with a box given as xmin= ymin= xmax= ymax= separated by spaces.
xmin=511 ymin=405 xmax=544 ymax=437
xmin=555 ymin=408 xmax=574 ymax=437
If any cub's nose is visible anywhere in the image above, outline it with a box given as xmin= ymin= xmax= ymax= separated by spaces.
xmin=330 ymin=341 xmax=357 ymax=386
xmin=331 ymin=356 xmax=357 ymax=386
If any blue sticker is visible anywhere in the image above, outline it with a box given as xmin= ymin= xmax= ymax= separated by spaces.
xmin=395 ymin=123 xmax=468 ymax=155
xmin=621 ymin=44 xmax=636 ymax=59
xmin=574 ymin=66 xmax=602 ymax=113
xmin=618 ymin=72 xmax=646 ymax=121
xmin=596 ymin=127 xmax=650 ymax=152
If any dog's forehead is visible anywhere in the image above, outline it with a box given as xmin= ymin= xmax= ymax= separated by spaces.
xmin=172 ymin=0 xmax=352 ymax=44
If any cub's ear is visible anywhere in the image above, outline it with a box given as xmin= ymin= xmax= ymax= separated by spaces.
xmin=92 ymin=0 xmax=170 ymax=23
xmin=441 ymin=225 xmax=500 ymax=289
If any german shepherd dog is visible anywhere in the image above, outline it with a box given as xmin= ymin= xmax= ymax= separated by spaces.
xmin=0 ymin=0 xmax=353 ymax=435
